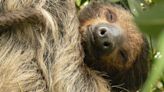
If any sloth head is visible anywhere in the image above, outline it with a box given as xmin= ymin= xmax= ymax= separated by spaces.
xmin=79 ymin=2 xmax=149 ymax=71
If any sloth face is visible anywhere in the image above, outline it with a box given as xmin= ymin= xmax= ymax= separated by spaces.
xmin=79 ymin=3 xmax=144 ymax=70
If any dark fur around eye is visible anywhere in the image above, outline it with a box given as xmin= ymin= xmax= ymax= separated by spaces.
xmin=105 ymin=9 xmax=117 ymax=23
xmin=119 ymin=49 xmax=128 ymax=62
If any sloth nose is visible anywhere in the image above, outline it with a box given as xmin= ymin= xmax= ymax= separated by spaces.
xmin=93 ymin=23 xmax=121 ymax=53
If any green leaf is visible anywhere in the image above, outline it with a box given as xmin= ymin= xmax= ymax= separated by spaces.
xmin=135 ymin=2 xmax=164 ymax=37
xmin=108 ymin=0 xmax=120 ymax=2
xmin=127 ymin=0 xmax=143 ymax=16
xmin=76 ymin=0 xmax=89 ymax=8
xmin=81 ymin=0 xmax=88 ymax=5
xmin=142 ymin=32 xmax=164 ymax=92
xmin=76 ymin=0 xmax=81 ymax=7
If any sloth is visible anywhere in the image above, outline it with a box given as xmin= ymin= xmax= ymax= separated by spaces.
xmin=79 ymin=1 xmax=150 ymax=91
xmin=0 ymin=0 xmax=110 ymax=92
xmin=0 ymin=0 xmax=150 ymax=92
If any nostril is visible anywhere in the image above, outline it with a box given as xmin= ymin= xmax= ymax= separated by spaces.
xmin=103 ymin=42 xmax=112 ymax=48
xmin=99 ymin=28 xmax=107 ymax=36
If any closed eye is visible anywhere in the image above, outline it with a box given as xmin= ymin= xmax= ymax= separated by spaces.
xmin=105 ymin=9 xmax=117 ymax=23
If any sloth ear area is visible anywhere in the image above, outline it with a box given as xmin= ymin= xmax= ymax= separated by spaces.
xmin=134 ymin=36 xmax=150 ymax=74
xmin=127 ymin=36 xmax=150 ymax=90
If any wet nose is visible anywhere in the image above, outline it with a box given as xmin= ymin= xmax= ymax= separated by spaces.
xmin=93 ymin=23 xmax=121 ymax=53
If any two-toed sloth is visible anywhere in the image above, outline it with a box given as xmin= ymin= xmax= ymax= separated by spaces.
xmin=0 ymin=0 xmax=149 ymax=92
xmin=79 ymin=1 xmax=150 ymax=91
xmin=0 ymin=0 xmax=111 ymax=92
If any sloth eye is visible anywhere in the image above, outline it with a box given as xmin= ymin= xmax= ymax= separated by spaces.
xmin=106 ymin=10 xmax=117 ymax=23
xmin=119 ymin=50 xmax=128 ymax=62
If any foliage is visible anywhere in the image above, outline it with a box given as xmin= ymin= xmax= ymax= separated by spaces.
xmin=75 ymin=0 xmax=164 ymax=91
xmin=76 ymin=0 xmax=90 ymax=9
xmin=135 ymin=0 xmax=164 ymax=92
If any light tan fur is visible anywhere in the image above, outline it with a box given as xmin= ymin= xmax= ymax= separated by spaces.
xmin=0 ymin=0 xmax=111 ymax=92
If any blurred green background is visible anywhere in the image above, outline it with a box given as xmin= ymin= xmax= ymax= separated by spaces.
xmin=76 ymin=0 xmax=164 ymax=91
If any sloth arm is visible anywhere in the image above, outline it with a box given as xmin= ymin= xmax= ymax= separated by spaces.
xmin=53 ymin=15 xmax=110 ymax=92
xmin=0 ymin=8 xmax=45 ymax=31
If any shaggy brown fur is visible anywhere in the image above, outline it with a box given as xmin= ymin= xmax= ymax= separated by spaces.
xmin=0 ymin=0 xmax=111 ymax=92
xmin=79 ymin=1 xmax=150 ymax=92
